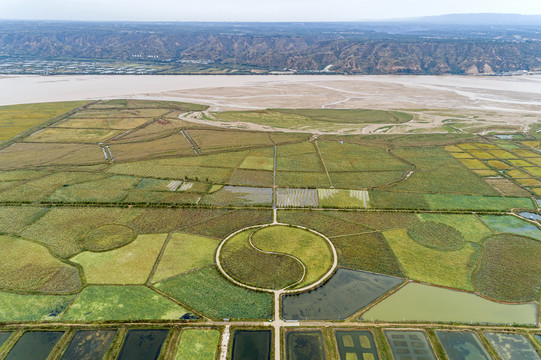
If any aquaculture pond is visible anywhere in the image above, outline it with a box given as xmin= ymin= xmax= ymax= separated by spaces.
xmin=361 ymin=283 xmax=537 ymax=324
xmin=384 ymin=330 xmax=436 ymax=360
xmin=435 ymin=331 xmax=491 ymax=360
xmin=61 ymin=330 xmax=117 ymax=360
xmin=282 ymin=268 xmax=402 ymax=320
xmin=0 ymin=331 xmax=12 ymax=347
xmin=286 ymin=331 xmax=325 ymax=360
xmin=116 ymin=329 xmax=169 ymax=360
xmin=5 ymin=331 xmax=64 ymax=360
xmin=483 ymin=332 xmax=541 ymax=360
xmin=231 ymin=330 xmax=271 ymax=360
xmin=335 ymin=330 xmax=379 ymax=360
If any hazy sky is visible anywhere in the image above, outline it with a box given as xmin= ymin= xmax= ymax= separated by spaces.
xmin=1 ymin=0 xmax=540 ymax=22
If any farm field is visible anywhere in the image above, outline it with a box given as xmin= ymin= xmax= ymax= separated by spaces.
xmin=2 ymin=99 xmax=541 ymax=359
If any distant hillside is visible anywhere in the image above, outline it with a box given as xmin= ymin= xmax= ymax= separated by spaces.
xmin=0 ymin=19 xmax=539 ymax=75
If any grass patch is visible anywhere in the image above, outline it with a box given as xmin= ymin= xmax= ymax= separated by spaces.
xmin=331 ymin=232 xmax=404 ymax=277
xmin=418 ymin=214 xmax=493 ymax=243
xmin=425 ymin=194 xmax=535 ymax=211
xmin=370 ymin=191 xmax=430 ymax=210
xmin=328 ymin=171 xmax=405 ymax=189
xmin=220 ymin=228 xmax=304 ymax=290
xmin=71 ymin=234 xmax=167 ymax=284
xmin=407 ymin=222 xmax=464 ymax=251
xmin=175 ymin=329 xmax=221 ymax=360
xmin=201 ymin=186 xmax=272 ymax=206
xmin=251 ymin=225 xmax=334 ymax=289
xmin=276 ymin=171 xmax=330 ymax=188
xmin=318 ymin=141 xmax=409 ymax=172
xmin=0 ymin=291 xmax=75 ymax=322
xmin=152 ymin=233 xmax=219 ymax=283
xmin=318 ymin=189 xmax=370 ymax=208
xmin=29 ymin=127 xmax=123 ymax=143
xmin=484 ymin=178 xmax=531 ymax=197
xmin=238 ymin=147 xmax=274 ymax=171
xmin=0 ymin=101 xmax=87 ymax=141
xmin=383 ymin=229 xmax=477 ymax=291
xmin=47 ymin=175 xmax=140 ymax=203
xmin=0 ymin=206 xmax=50 ymax=234
xmin=475 ymin=234 xmax=541 ymax=302
xmin=0 ymin=234 xmax=82 ymax=293
xmin=277 ymin=142 xmax=323 ymax=172
xmin=277 ymin=210 xmax=368 ymax=237
xmin=128 ymin=208 xmax=231 ymax=234
xmin=81 ymin=224 xmax=136 ymax=252
xmin=63 ymin=285 xmax=189 ymax=321
xmin=21 ymin=207 xmax=143 ymax=258
xmin=183 ymin=209 xmax=272 ymax=239
xmin=326 ymin=211 xmax=420 ymax=231
xmin=228 ymin=169 xmax=273 ymax=187
xmin=390 ymin=147 xmax=498 ymax=195
xmin=155 ymin=266 xmax=273 ymax=320
xmin=273 ymin=108 xmax=413 ymax=124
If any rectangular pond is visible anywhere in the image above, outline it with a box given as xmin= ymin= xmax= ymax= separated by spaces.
xmin=435 ymin=331 xmax=491 ymax=360
xmin=483 ymin=332 xmax=541 ymax=360
xmin=6 ymin=331 xmax=64 ymax=360
xmin=116 ymin=329 xmax=169 ymax=360
xmin=232 ymin=330 xmax=271 ymax=360
xmin=335 ymin=330 xmax=379 ymax=360
xmin=61 ymin=329 xmax=117 ymax=360
xmin=384 ymin=330 xmax=436 ymax=360
xmin=282 ymin=268 xmax=402 ymax=320
xmin=286 ymin=331 xmax=325 ymax=360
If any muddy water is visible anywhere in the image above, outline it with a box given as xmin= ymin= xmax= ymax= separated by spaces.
xmin=61 ymin=330 xmax=116 ymax=360
xmin=361 ymin=282 xmax=537 ymax=324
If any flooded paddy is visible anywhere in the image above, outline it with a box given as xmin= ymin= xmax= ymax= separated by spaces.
xmin=61 ymin=330 xmax=117 ymax=360
xmin=384 ymin=330 xmax=436 ymax=360
xmin=231 ymin=330 xmax=271 ymax=360
xmin=282 ymin=268 xmax=402 ymax=320
xmin=5 ymin=331 xmax=64 ymax=360
xmin=361 ymin=282 xmax=537 ymax=325
xmin=483 ymin=332 xmax=541 ymax=360
xmin=286 ymin=331 xmax=325 ymax=360
xmin=276 ymin=188 xmax=318 ymax=208
xmin=435 ymin=331 xmax=491 ymax=360
xmin=519 ymin=212 xmax=541 ymax=222
xmin=335 ymin=330 xmax=379 ymax=360
xmin=116 ymin=329 xmax=169 ymax=360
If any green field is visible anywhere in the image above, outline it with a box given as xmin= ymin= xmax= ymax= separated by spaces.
xmin=152 ymin=233 xmax=219 ymax=283
xmin=62 ymin=285 xmax=189 ymax=321
xmin=175 ymin=329 xmax=221 ymax=360
xmin=1 ymin=99 xmax=540 ymax=331
xmin=0 ymin=101 xmax=87 ymax=141
xmin=155 ymin=266 xmax=273 ymax=320
xmin=71 ymin=234 xmax=167 ymax=284
xmin=384 ymin=228 xmax=477 ymax=291
xmin=475 ymin=234 xmax=541 ymax=302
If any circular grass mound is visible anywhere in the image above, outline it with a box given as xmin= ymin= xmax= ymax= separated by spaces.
xmin=220 ymin=229 xmax=304 ymax=290
xmin=475 ymin=234 xmax=541 ymax=303
xmin=81 ymin=224 xmax=136 ymax=252
xmin=218 ymin=225 xmax=335 ymax=291
xmin=407 ymin=222 xmax=464 ymax=251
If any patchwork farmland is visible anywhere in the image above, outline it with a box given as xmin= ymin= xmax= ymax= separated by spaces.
xmin=1 ymin=99 xmax=541 ymax=359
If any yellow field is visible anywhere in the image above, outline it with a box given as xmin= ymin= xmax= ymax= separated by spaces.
xmin=458 ymin=158 xmax=489 ymax=170
xmin=0 ymin=101 xmax=87 ymax=140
